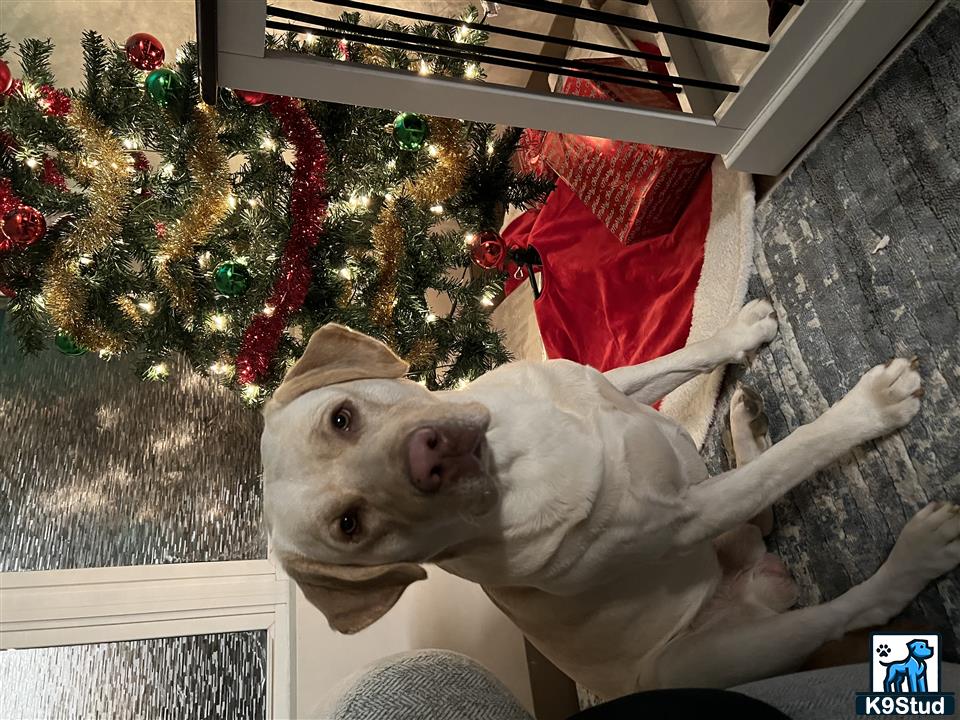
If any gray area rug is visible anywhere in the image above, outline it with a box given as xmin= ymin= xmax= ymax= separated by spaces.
xmin=702 ymin=1 xmax=960 ymax=659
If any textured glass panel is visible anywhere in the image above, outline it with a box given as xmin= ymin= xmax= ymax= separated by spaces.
xmin=0 ymin=631 xmax=267 ymax=719
xmin=0 ymin=315 xmax=266 ymax=570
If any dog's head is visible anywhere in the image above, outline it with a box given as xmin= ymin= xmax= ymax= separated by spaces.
xmin=907 ymin=639 xmax=935 ymax=660
xmin=261 ymin=324 xmax=496 ymax=634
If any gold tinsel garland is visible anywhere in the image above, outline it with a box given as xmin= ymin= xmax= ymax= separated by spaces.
xmin=405 ymin=337 xmax=439 ymax=369
xmin=370 ymin=117 xmax=468 ymax=328
xmin=43 ymin=102 xmax=132 ymax=353
xmin=156 ymin=105 xmax=230 ymax=311
xmin=115 ymin=295 xmax=145 ymax=327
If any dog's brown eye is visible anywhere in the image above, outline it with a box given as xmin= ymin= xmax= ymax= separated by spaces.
xmin=331 ymin=408 xmax=351 ymax=431
xmin=339 ymin=509 xmax=360 ymax=537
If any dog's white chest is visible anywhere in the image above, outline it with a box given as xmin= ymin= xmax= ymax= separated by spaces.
xmin=461 ymin=359 xmax=711 ymax=582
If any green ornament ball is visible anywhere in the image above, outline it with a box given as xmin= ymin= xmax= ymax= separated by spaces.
xmin=213 ymin=261 xmax=251 ymax=296
xmin=393 ymin=112 xmax=429 ymax=151
xmin=55 ymin=332 xmax=86 ymax=356
xmin=144 ymin=68 xmax=184 ymax=106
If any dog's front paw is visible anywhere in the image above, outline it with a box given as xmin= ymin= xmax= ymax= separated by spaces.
xmin=889 ymin=501 xmax=960 ymax=576
xmin=828 ymin=358 xmax=923 ymax=440
xmin=872 ymin=502 xmax=960 ymax=620
xmin=722 ymin=299 xmax=778 ymax=362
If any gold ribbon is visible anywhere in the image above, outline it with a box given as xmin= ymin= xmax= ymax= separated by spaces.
xmin=43 ymin=102 xmax=132 ymax=353
xmin=156 ymin=105 xmax=230 ymax=311
xmin=370 ymin=117 xmax=468 ymax=328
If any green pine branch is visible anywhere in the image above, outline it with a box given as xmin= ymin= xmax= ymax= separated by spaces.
xmin=80 ymin=31 xmax=108 ymax=111
xmin=17 ymin=38 xmax=55 ymax=86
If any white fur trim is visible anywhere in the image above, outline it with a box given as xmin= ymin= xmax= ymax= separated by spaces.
xmin=659 ymin=159 xmax=756 ymax=447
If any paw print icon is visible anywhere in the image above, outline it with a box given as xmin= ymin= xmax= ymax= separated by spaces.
xmin=877 ymin=644 xmax=892 ymax=658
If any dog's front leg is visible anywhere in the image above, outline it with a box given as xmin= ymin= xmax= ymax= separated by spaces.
xmin=911 ymin=670 xmax=923 ymax=693
xmin=674 ymin=358 xmax=922 ymax=547
xmin=604 ymin=299 xmax=778 ymax=404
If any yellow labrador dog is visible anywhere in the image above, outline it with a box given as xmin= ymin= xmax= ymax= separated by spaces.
xmin=261 ymin=300 xmax=959 ymax=698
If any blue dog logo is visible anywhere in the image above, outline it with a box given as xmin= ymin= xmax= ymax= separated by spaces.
xmin=881 ymin=638 xmax=935 ymax=693
xmin=857 ymin=633 xmax=955 ymax=715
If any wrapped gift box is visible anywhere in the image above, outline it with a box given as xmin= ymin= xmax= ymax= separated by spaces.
xmin=520 ymin=52 xmax=714 ymax=244
xmin=516 ymin=128 xmax=555 ymax=179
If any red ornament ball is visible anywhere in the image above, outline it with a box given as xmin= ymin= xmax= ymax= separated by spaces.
xmin=469 ymin=230 xmax=507 ymax=271
xmin=0 ymin=59 xmax=12 ymax=95
xmin=235 ymin=89 xmax=269 ymax=107
xmin=124 ymin=33 xmax=165 ymax=71
xmin=1 ymin=205 xmax=46 ymax=249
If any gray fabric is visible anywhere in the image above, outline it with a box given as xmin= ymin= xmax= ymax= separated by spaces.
xmin=735 ymin=662 xmax=960 ymax=720
xmin=322 ymin=650 xmax=533 ymax=720
xmin=322 ymin=653 xmax=960 ymax=720
xmin=701 ymin=0 xmax=960 ymax=659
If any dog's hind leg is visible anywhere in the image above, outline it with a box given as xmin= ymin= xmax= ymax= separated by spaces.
xmin=603 ymin=299 xmax=778 ymax=405
xmin=728 ymin=384 xmax=774 ymax=535
xmin=646 ymin=502 xmax=960 ymax=689
xmin=884 ymin=672 xmax=900 ymax=693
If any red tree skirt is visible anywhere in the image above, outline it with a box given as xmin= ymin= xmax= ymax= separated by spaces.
xmin=504 ymin=173 xmax=712 ymax=375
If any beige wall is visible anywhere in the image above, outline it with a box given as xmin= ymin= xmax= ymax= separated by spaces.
xmin=0 ymin=1 xmax=197 ymax=89
xmin=297 ymin=568 xmax=534 ymax=716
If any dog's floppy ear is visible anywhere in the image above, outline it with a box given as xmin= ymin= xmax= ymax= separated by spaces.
xmin=281 ymin=553 xmax=427 ymax=634
xmin=269 ymin=323 xmax=409 ymax=408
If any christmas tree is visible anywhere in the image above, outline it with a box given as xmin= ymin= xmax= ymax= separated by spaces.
xmin=0 ymin=10 xmax=551 ymax=402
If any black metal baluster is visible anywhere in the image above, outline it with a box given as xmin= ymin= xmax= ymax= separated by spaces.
xmin=310 ymin=0 xmax=671 ymax=64
xmin=267 ymin=6 xmax=739 ymax=92
xmin=266 ymin=19 xmax=683 ymax=94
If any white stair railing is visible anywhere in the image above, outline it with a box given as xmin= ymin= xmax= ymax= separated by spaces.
xmin=200 ymin=0 xmax=935 ymax=174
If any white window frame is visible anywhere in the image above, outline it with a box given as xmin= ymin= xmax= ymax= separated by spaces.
xmin=0 ymin=558 xmax=296 ymax=719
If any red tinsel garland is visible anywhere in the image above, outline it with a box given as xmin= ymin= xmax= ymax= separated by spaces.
xmin=235 ymin=96 xmax=329 ymax=386
xmin=38 ymin=85 xmax=71 ymax=117
xmin=133 ymin=151 xmax=151 ymax=172
xmin=41 ymin=155 xmax=67 ymax=190
xmin=0 ymin=177 xmax=22 ymax=216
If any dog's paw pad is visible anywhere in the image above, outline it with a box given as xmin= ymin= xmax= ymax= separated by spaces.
xmin=877 ymin=644 xmax=892 ymax=658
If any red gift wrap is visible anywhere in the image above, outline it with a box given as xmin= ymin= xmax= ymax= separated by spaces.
xmin=519 ymin=50 xmax=713 ymax=244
